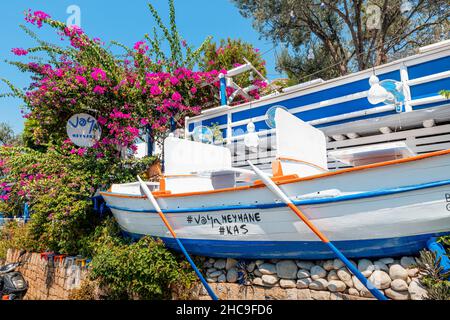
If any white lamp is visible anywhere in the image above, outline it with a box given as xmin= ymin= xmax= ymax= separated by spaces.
xmin=367 ymin=75 xmax=389 ymax=105
xmin=244 ymin=121 xmax=259 ymax=153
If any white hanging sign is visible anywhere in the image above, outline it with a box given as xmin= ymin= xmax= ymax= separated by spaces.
xmin=66 ymin=113 xmax=101 ymax=147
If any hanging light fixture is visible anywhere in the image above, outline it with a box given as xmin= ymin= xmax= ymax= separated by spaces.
xmin=367 ymin=75 xmax=389 ymax=105
xmin=244 ymin=120 xmax=259 ymax=153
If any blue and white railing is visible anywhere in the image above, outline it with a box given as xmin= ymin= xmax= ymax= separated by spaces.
xmin=185 ymin=40 xmax=450 ymax=145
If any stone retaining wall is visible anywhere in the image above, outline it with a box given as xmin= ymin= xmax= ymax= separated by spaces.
xmin=5 ymin=249 xmax=430 ymax=300
xmin=195 ymin=256 xmax=429 ymax=300
xmin=5 ymin=249 xmax=89 ymax=300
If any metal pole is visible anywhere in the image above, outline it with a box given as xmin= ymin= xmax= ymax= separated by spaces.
xmin=219 ymin=73 xmax=227 ymax=106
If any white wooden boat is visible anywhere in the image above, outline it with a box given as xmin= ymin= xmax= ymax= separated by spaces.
xmin=101 ymin=109 xmax=450 ymax=259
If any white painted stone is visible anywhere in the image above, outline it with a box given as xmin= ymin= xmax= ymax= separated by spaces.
xmin=408 ymin=280 xmax=428 ymax=300
xmin=337 ymin=267 xmax=352 ymax=282
xmin=327 ymin=270 xmax=339 ymax=281
xmin=214 ymin=259 xmax=226 ymax=269
xmin=400 ymin=256 xmax=417 ymax=269
xmin=389 ymin=264 xmax=408 ymax=281
xmin=373 ymin=260 xmax=389 ymax=272
xmin=259 ymin=263 xmax=277 ymax=275
xmin=262 ymin=274 xmax=279 ymax=286
xmin=323 ymin=260 xmax=334 ymax=271
xmin=208 ymin=270 xmax=223 ymax=278
xmin=254 ymin=269 xmax=262 ymax=277
xmin=225 ymin=258 xmax=238 ymax=270
xmin=226 ymin=268 xmax=238 ymax=283
xmin=246 ymin=262 xmax=256 ymax=273
xmin=276 ymin=260 xmax=298 ymax=279
xmin=309 ymin=278 xmax=328 ymax=291
xmin=295 ymin=261 xmax=314 ymax=270
xmin=333 ymin=259 xmax=345 ymax=270
xmin=208 ymin=258 xmax=215 ymax=264
xmin=327 ymin=280 xmax=346 ymax=292
xmin=360 ymin=288 xmax=375 ymax=298
xmin=407 ymin=268 xmax=419 ymax=277
xmin=368 ymin=270 xmax=391 ymax=289
xmin=206 ymin=268 xmax=217 ymax=273
xmin=379 ymin=258 xmax=394 ymax=265
xmin=297 ymin=269 xmax=311 ymax=280
xmin=358 ymin=259 xmax=375 ymax=277
xmin=206 ymin=277 xmax=217 ymax=283
xmin=280 ymin=279 xmax=296 ymax=288
xmin=348 ymin=288 xmax=360 ymax=296
xmin=391 ymin=279 xmax=408 ymax=291
xmin=252 ymin=277 xmax=263 ymax=286
xmin=352 ymin=275 xmax=365 ymax=291
xmin=255 ymin=260 xmax=264 ymax=267
xmin=296 ymin=277 xmax=313 ymax=289
xmin=310 ymin=265 xmax=327 ymax=280
xmin=385 ymin=288 xmax=410 ymax=300
xmin=217 ymin=274 xmax=226 ymax=283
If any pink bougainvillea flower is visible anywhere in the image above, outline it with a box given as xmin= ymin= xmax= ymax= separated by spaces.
xmin=133 ymin=41 xmax=148 ymax=54
xmin=171 ymin=91 xmax=182 ymax=102
xmin=190 ymin=87 xmax=197 ymax=95
xmin=169 ymin=76 xmax=179 ymax=85
xmin=11 ymin=48 xmax=29 ymax=56
xmin=140 ymin=118 xmax=149 ymax=126
xmin=93 ymin=85 xmax=106 ymax=94
xmin=24 ymin=10 xmax=50 ymax=28
xmin=97 ymin=115 xmax=107 ymax=126
xmin=91 ymin=68 xmax=107 ymax=81
xmin=150 ymin=85 xmax=162 ymax=96
xmin=77 ymin=148 xmax=87 ymax=156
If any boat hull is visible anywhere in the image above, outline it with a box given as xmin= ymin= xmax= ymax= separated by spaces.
xmin=102 ymin=151 xmax=450 ymax=259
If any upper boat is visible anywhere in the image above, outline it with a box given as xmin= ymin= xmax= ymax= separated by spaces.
xmin=101 ymin=107 xmax=450 ymax=259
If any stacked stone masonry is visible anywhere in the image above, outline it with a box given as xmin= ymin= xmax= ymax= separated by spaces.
xmin=196 ymin=256 xmax=429 ymax=300
xmin=5 ymin=249 xmax=89 ymax=300
xmin=5 ymin=249 xmax=429 ymax=300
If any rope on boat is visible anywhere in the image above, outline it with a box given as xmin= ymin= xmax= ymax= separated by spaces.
xmin=247 ymin=161 xmax=389 ymax=301
xmin=137 ymin=176 xmax=219 ymax=301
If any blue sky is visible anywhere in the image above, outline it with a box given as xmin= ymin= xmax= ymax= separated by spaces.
xmin=0 ymin=0 xmax=284 ymax=133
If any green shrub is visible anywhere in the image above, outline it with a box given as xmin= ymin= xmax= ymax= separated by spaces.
xmin=0 ymin=146 xmax=155 ymax=255
xmin=86 ymin=219 xmax=196 ymax=300
xmin=417 ymin=249 xmax=450 ymax=300
xmin=0 ymin=221 xmax=40 ymax=260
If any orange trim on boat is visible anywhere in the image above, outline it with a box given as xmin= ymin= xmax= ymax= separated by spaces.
xmin=272 ymin=160 xmax=284 ymax=177
xmin=100 ymin=149 xmax=450 ymax=200
xmin=159 ymin=178 xmax=166 ymax=192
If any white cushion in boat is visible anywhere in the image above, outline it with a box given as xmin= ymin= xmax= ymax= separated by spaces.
xmin=275 ymin=108 xmax=328 ymax=177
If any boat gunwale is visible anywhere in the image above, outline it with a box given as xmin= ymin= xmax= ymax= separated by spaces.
xmin=100 ymin=148 xmax=450 ymax=200
xmin=104 ymin=178 xmax=450 ymax=213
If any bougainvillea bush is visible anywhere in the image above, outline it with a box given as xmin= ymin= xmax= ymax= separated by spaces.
xmin=0 ymin=146 xmax=154 ymax=254
xmin=0 ymin=2 xmax=269 ymax=298
xmin=4 ymin=7 xmax=268 ymax=160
